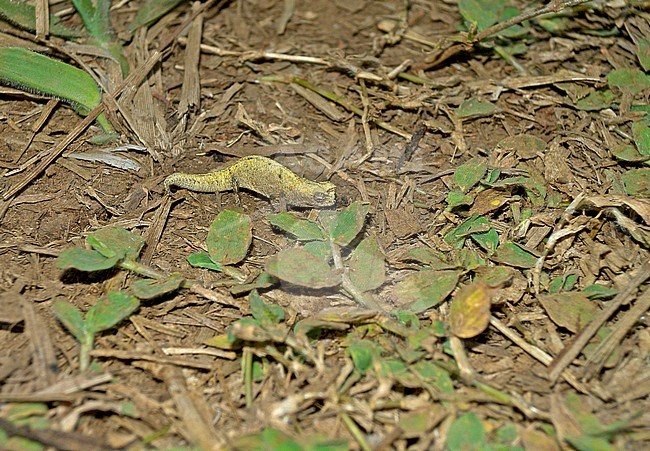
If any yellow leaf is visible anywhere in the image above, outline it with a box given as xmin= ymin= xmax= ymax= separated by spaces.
xmin=449 ymin=282 xmax=492 ymax=338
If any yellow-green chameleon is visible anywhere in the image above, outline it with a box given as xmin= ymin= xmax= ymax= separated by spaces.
xmin=164 ymin=155 xmax=336 ymax=210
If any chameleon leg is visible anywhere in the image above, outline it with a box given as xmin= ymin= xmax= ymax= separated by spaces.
xmin=272 ymin=197 xmax=287 ymax=212
xmin=230 ymin=174 xmax=243 ymax=206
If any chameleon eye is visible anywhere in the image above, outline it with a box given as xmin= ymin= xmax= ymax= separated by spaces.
xmin=313 ymin=193 xmax=326 ymax=203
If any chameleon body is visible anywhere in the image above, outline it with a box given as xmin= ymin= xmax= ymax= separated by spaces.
xmin=164 ymin=155 xmax=336 ymax=208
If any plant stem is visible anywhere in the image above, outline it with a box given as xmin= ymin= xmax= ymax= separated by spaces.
xmin=79 ymin=333 xmax=94 ymax=372
xmin=243 ymin=348 xmax=253 ymax=408
xmin=329 ymin=239 xmax=384 ymax=311
xmin=340 ymin=413 xmax=372 ymax=451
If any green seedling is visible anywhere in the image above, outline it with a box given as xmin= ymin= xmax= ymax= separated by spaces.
xmin=52 ymin=291 xmax=139 ymax=372
xmin=0 ymin=47 xmax=114 ymax=134
xmin=266 ymin=202 xmax=386 ymax=310
xmin=187 ymin=209 xmax=252 ymax=281
xmin=57 ymin=226 xmax=186 ymax=299
xmin=187 ymin=203 xmax=385 ymax=309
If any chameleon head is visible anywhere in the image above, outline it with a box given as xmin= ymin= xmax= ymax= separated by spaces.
xmin=295 ymin=181 xmax=336 ymax=207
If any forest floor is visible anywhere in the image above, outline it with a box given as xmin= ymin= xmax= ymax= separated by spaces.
xmin=0 ymin=0 xmax=649 ymax=449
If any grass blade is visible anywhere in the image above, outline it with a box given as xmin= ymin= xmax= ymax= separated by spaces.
xmin=0 ymin=47 xmax=113 ymax=132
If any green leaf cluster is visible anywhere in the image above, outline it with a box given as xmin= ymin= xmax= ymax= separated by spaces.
xmin=53 ymin=291 xmax=139 ymax=371
xmin=57 ymin=226 xmax=187 ymax=301
xmin=265 ymin=202 xmax=385 ymax=298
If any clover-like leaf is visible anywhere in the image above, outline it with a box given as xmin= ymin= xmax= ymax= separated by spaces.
xmin=207 ymin=210 xmax=252 ymax=265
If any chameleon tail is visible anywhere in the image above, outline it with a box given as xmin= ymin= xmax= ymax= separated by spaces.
xmin=163 ymin=171 xmax=232 ymax=193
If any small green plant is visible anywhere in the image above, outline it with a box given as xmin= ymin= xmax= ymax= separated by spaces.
xmin=0 ymin=47 xmax=114 ymax=134
xmin=186 ymin=209 xmax=252 ymax=282
xmin=52 ymin=292 xmax=139 ymax=372
xmin=55 ymin=226 xmax=188 ymax=370
xmin=56 ymin=226 xmax=185 ymax=299
xmin=266 ymin=201 xmax=385 ymax=309
xmin=187 ymin=202 xmax=387 ymax=309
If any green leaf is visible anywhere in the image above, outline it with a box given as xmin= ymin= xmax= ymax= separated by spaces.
xmin=457 ymin=98 xmax=497 ymax=119
xmin=322 ymin=201 xmax=370 ymax=246
xmin=302 ymin=240 xmax=332 ymax=260
xmin=266 ymin=248 xmax=340 ymax=289
xmin=548 ymin=273 xmax=578 ymax=294
xmin=394 ymin=270 xmax=461 ymax=313
xmin=446 ymin=190 xmax=474 ymax=209
xmin=489 ymin=175 xmax=547 ymax=206
xmin=403 ymin=247 xmax=457 ymax=270
xmin=398 ymin=409 xmax=439 ymax=438
xmin=457 ymin=248 xmax=485 ymax=270
xmin=637 ymin=36 xmax=650 ymax=71
xmin=87 ymin=227 xmax=144 ymax=260
xmin=346 ymin=339 xmax=382 ymax=375
xmin=85 ymin=291 xmax=139 ymax=334
xmin=607 ymin=69 xmax=650 ymax=95
xmin=491 ymin=242 xmax=537 ymax=268
xmin=610 ymin=145 xmax=650 ymax=163
xmin=249 ymin=290 xmax=285 ymax=325
xmin=444 ymin=214 xmax=491 ymax=248
xmin=204 ymin=333 xmax=240 ymax=350
xmin=207 ymin=210 xmax=252 ymax=265
xmin=52 ymin=299 xmax=86 ymax=342
xmin=473 ymin=265 xmax=515 ymax=287
xmin=447 ymin=412 xmax=488 ymax=451
xmin=632 ymin=122 xmax=650 ymax=156
xmin=471 ymin=226 xmax=499 ymax=254
xmin=268 ymin=212 xmax=325 ymax=241
xmin=232 ymin=427 xmax=302 ymax=451
xmin=582 ymin=284 xmax=618 ymax=300
xmin=454 ymin=157 xmax=488 ymax=193
xmin=0 ymin=0 xmax=83 ymax=38
xmin=56 ymin=248 xmax=120 ymax=271
xmin=493 ymin=423 xmax=520 ymax=448
xmin=565 ymin=435 xmax=613 ymax=451
xmin=458 ymin=0 xmax=504 ymax=31
xmin=130 ymin=273 xmax=184 ymax=299
xmin=348 ymin=235 xmax=385 ymax=292
xmin=0 ymin=47 xmax=112 ymax=132
xmin=410 ymin=360 xmax=455 ymax=395
xmin=575 ymin=90 xmax=615 ymax=111
xmin=187 ymin=252 xmax=223 ymax=271
xmin=393 ymin=310 xmax=421 ymax=329
xmin=622 ymin=168 xmax=650 ymax=197
xmin=70 ymin=0 xmax=128 ymax=75
xmin=538 ymin=16 xmax=571 ymax=33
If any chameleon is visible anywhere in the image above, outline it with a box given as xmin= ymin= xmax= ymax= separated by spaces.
xmin=164 ymin=155 xmax=336 ymax=209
